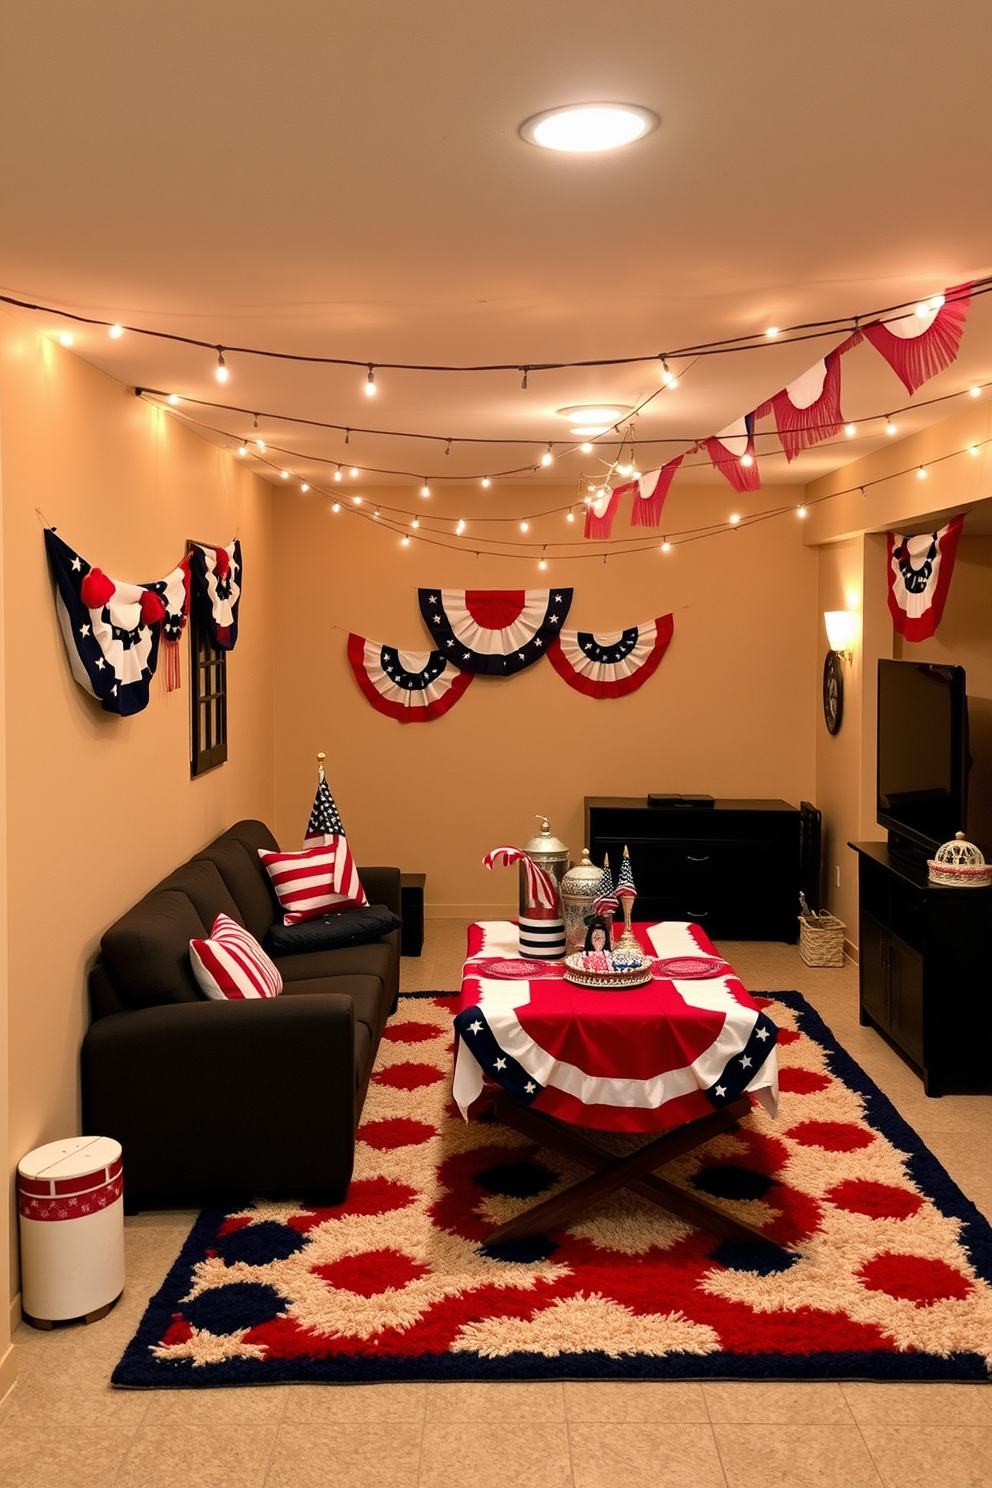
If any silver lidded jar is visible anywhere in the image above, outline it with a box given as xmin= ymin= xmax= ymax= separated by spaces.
xmin=520 ymin=816 xmax=569 ymax=916
xmin=560 ymin=847 xmax=603 ymax=951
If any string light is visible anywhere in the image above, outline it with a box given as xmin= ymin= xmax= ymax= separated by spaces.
xmin=969 ymin=445 xmax=980 ymax=456
xmin=538 ymin=549 xmax=547 ymax=570
xmin=970 ymin=386 xmax=981 ymax=398
xmin=58 ymin=331 xmax=73 ymax=347
xmin=885 ymin=418 xmax=897 ymax=435
xmin=301 ymin=483 xmax=309 ymax=492
xmin=401 ymin=535 xmax=410 ymax=545
xmin=350 ymin=466 xmax=359 ymax=477
xmin=765 ymin=327 xmax=780 ymax=338
xmin=411 ymin=517 xmax=419 ymax=528
xmin=580 ymin=442 xmax=593 ymax=453
xmin=729 ymin=513 xmax=741 ymax=525
xmin=566 ymin=509 xmax=575 ymax=523
xmin=456 ymin=519 xmax=466 ymax=534
xmin=255 ymin=438 xmax=266 ymax=451
xmin=844 ymin=423 xmax=857 ymax=437
xmin=797 ymin=505 xmax=807 ymax=517
xmin=917 ymin=466 xmax=927 ymax=479
xmin=108 ymin=324 xmax=124 ymax=339
xmin=365 ymin=365 xmax=377 ymax=397
xmin=332 ymin=502 xmax=341 ymax=512
xmin=541 ymin=445 xmax=554 ymax=467
xmin=661 ymin=538 xmax=671 ymax=552
xmin=616 ymin=462 xmax=633 ymax=476
xmin=168 ymin=394 xmax=179 ymax=405
xmin=334 ymin=465 xmax=342 ymax=481
xmin=520 ymin=521 xmax=529 ymax=532
xmin=740 ymin=453 xmax=754 ymax=467
xmin=373 ymin=507 xmax=381 ymax=518
xmin=280 ymin=469 xmax=290 ymax=479
xmin=661 ymin=360 xmax=677 ymax=388
xmin=481 ymin=476 xmax=491 ymax=488
xmin=237 ymin=443 xmax=248 ymax=456
xmin=420 ymin=482 xmax=431 ymax=497
xmin=352 ymin=495 xmax=363 ymax=505
xmin=215 ymin=349 xmax=229 ymax=384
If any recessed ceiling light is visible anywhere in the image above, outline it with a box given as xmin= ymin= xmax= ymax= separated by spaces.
xmin=520 ymin=104 xmax=658 ymax=153
xmin=558 ymin=404 xmax=630 ymax=425
xmin=570 ymin=425 xmax=609 ymax=438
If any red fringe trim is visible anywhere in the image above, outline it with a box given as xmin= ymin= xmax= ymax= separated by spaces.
xmin=770 ymin=349 xmax=844 ymax=461
xmin=703 ymin=435 xmax=760 ymax=492
xmin=863 ymin=283 xmax=972 ymax=395
xmin=630 ymin=457 xmax=683 ymax=527
xmin=584 ymin=486 xmax=622 ymax=540
xmin=163 ymin=638 xmax=182 ymax=692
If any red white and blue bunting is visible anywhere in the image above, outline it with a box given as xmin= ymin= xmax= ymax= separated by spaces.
xmin=189 ymin=540 xmax=242 ymax=651
xmin=418 ymin=588 xmax=573 ymax=675
xmin=547 ymin=613 xmax=674 ymax=699
xmin=886 ymin=515 xmax=964 ymax=641
xmin=347 ymin=634 xmax=474 ymax=722
xmin=44 ymin=528 xmax=190 ymax=715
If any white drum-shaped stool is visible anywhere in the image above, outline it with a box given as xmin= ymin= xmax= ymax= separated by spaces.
xmin=17 ymin=1136 xmax=125 ymax=1328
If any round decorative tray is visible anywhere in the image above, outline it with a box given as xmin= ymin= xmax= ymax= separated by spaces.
xmin=562 ymin=951 xmax=654 ymax=990
xmin=471 ymin=958 xmax=561 ymax=979
xmin=651 ymin=955 xmax=727 ymax=980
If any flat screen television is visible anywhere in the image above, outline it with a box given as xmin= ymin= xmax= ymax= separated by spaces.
xmin=876 ymin=659 xmax=970 ymax=854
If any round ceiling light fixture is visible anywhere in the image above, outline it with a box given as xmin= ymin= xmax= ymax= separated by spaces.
xmin=558 ymin=404 xmax=631 ymax=438
xmin=520 ymin=103 xmax=659 ymax=153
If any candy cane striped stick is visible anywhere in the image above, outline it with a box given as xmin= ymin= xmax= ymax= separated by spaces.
xmin=483 ymin=845 xmax=558 ymax=910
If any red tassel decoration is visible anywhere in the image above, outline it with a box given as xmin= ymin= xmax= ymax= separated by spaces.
xmin=80 ymin=568 xmax=116 ymax=609
xmin=703 ymin=416 xmax=760 ymax=492
xmin=163 ymin=638 xmax=182 ymax=692
xmin=584 ymin=486 xmax=622 ymax=540
xmin=863 ymin=283 xmax=972 ymax=395
xmin=627 ymin=457 xmax=684 ymax=527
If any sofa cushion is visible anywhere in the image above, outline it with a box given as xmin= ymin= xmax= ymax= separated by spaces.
xmin=267 ymin=905 xmax=401 ymax=956
xmin=101 ymin=889 xmax=208 ymax=1009
xmin=195 ymin=835 xmax=280 ymax=942
xmin=159 ymin=859 xmax=244 ymax=931
xmin=259 ymin=842 xmax=368 ymax=924
xmin=273 ymin=934 xmax=398 ymax=995
xmin=190 ymin=914 xmax=283 ymax=1001
xmin=281 ymin=972 xmax=389 ymax=1043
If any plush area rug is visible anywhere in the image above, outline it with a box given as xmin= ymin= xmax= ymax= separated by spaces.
xmin=113 ymin=992 xmax=992 ymax=1386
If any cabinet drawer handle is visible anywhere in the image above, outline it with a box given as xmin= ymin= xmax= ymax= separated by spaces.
xmin=687 ymin=908 xmax=709 ymax=918
xmin=686 ymin=855 xmax=710 ymax=863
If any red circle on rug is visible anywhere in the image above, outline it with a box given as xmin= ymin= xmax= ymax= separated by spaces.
xmin=826 ymin=1179 xmax=924 ymax=1221
xmin=381 ymin=1021 xmax=443 ymax=1044
xmin=778 ymin=1067 xmax=832 ymax=1095
xmin=313 ymin=1248 xmax=429 ymax=1298
xmin=785 ymin=1119 xmax=875 ymax=1151
xmin=287 ymin=1179 xmax=419 ymax=1233
xmin=776 ymin=1028 xmax=801 ymax=1045
xmin=857 ymin=1251 xmax=973 ymax=1307
xmin=358 ymin=1117 xmax=436 ymax=1150
xmin=373 ymin=1062 xmax=446 ymax=1091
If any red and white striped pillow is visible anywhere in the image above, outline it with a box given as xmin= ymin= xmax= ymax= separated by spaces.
xmin=258 ymin=837 xmax=368 ymax=925
xmin=189 ymin=914 xmax=283 ymax=1001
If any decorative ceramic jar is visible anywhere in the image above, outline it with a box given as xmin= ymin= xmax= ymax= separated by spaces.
xmin=927 ymin=832 xmax=992 ymax=887
xmin=560 ymin=848 xmax=603 ymax=951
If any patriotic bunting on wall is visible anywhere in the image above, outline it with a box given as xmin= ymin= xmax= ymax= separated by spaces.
xmin=44 ymin=528 xmax=190 ymax=715
xmin=547 ymin=613 xmax=674 ymax=699
xmin=886 ymin=515 xmax=964 ymax=641
xmin=189 ymin=539 xmax=242 ymax=650
xmin=418 ymin=588 xmax=573 ymax=675
xmin=346 ymin=634 xmax=474 ymax=722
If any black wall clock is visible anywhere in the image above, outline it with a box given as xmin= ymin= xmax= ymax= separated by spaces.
xmin=823 ymin=651 xmax=844 ymax=734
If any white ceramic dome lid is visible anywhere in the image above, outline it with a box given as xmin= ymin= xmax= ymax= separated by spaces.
xmin=18 ymin=1135 xmax=121 ymax=1182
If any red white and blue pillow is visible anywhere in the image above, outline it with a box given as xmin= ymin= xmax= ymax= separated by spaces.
xmin=259 ymin=840 xmax=368 ymax=924
xmin=189 ymin=914 xmax=282 ymax=1001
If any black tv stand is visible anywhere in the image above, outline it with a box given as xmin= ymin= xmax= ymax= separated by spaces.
xmin=850 ymin=841 xmax=992 ymax=1096
xmin=885 ymin=831 xmax=932 ymax=873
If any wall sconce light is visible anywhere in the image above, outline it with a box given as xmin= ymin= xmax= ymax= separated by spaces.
xmin=822 ymin=610 xmax=857 ymax=735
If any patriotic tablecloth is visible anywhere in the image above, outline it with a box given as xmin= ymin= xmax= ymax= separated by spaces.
xmin=453 ymin=921 xmax=779 ymax=1134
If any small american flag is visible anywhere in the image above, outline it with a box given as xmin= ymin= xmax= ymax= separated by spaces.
xmin=299 ymin=764 xmax=366 ymax=911
xmin=593 ymin=855 xmax=618 ymax=917
xmin=615 ymin=846 xmax=637 ymax=899
xmin=305 ymin=768 xmax=346 ymax=844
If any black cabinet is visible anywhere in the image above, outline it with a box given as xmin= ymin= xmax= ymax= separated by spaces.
xmin=851 ymin=842 xmax=992 ymax=1096
xmin=585 ymin=798 xmax=801 ymax=942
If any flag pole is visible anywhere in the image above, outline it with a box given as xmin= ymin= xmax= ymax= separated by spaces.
xmin=316 ymin=750 xmax=326 ymax=781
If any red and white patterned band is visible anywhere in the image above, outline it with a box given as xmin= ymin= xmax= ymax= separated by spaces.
xmin=18 ymin=1157 xmax=123 ymax=1222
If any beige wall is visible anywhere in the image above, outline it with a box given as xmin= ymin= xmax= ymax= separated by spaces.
xmin=0 ymin=309 xmax=277 ymax=1310
xmin=0 ymin=386 xmax=12 ymax=1394
xmin=271 ymin=481 xmax=818 ymax=914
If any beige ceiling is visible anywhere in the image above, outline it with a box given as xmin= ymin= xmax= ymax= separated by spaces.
xmin=2 ymin=0 xmax=991 ymax=491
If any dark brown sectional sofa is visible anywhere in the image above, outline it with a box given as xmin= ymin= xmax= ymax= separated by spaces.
xmin=81 ymin=820 xmax=401 ymax=1211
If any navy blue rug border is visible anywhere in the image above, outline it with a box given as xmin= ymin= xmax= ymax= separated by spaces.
xmin=112 ymin=990 xmax=992 ymax=1388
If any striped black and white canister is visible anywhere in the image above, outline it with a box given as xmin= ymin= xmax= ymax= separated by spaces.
xmin=518 ymin=915 xmax=566 ymax=961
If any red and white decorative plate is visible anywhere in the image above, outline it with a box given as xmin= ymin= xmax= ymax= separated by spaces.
xmin=652 ymin=955 xmax=727 ymax=980
xmin=470 ymin=958 xmax=560 ymax=979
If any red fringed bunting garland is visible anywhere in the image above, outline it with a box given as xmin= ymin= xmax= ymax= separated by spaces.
xmin=583 ymin=486 xmax=622 ymax=539
xmin=864 ymin=284 xmax=972 ymax=396
xmin=703 ymin=414 xmax=760 ymax=491
xmin=757 ymin=344 xmax=851 ymax=461
xmin=620 ymin=459 xmax=683 ymax=528
xmin=347 ymin=634 xmax=473 ymax=722
xmin=547 ymin=613 xmax=674 ymax=698
xmin=886 ymin=515 xmax=964 ymax=641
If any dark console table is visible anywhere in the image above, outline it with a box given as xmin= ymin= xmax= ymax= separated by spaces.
xmin=585 ymin=798 xmax=801 ymax=942
xmin=850 ymin=842 xmax=992 ymax=1096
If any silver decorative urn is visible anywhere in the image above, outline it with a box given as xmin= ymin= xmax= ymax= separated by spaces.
xmin=521 ymin=816 xmax=570 ymax=913
xmin=560 ymin=848 xmax=604 ymax=951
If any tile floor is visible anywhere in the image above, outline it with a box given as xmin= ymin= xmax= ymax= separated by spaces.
xmin=1 ymin=919 xmax=990 ymax=1486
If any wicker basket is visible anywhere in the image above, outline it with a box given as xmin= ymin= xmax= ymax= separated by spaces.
xmin=798 ymin=912 xmax=846 ymax=968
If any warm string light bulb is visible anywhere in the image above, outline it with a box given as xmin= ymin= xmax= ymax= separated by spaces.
xmin=237 ymin=443 xmax=248 ymax=456
xmin=566 ymin=508 xmax=575 ymax=523
xmin=740 ymin=453 xmax=754 ymax=467
xmin=661 ymin=538 xmax=671 ymax=552
xmin=538 ymin=551 xmax=547 ymax=570
xmin=108 ymin=324 xmax=124 ymax=340
xmin=885 ymin=418 xmax=897 ymax=436
xmin=411 ymin=517 xmax=419 ymax=529
xmin=729 ymin=513 xmax=741 ymax=525
xmin=401 ymin=535 xmax=410 ymax=546
xmin=301 ymin=483 xmax=309 ymax=492
xmin=797 ymin=505 xmax=807 ymax=517
xmin=365 ymin=365 xmax=377 ymax=397
xmin=215 ymin=349 xmax=229 ymax=383
xmin=969 ymin=445 xmax=980 ymax=456
xmin=520 ymin=520 xmax=529 ymax=532
xmin=255 ymin=438 xmax=265 ymax=451
xmin=844 ymin=423 xmax=857 ymax=437
xmin=541 ymin=445 xmax=554 ymax=467
xmin=58 ymin=330 xmax=74 ymax=347
xmin=661 ymin=360 xmax=677 ymax=388
xmin=420 ymin=483 xmax=431 ymax=497
xmin=481 ymin=477 xmax=491 ymax=488
xmin=332 ymin=502 xmax=341 ymax=512
xmin=167 ymin=394 xmax=179 ymax=405
xmin=456 ymin=519 xmax=466 ymax=535
xmin=334 ymin=466 xmax=342 ymax=481
xmin=373 ymin=507 xmax=381 ymax=519
xmin=350 ymin=466 xmax=359 ymax=477
xmin=280 ymin=470 xmax=290 ymax=480
xmin=765 ymin=326 xmax=780 ymax=338
xmin=970 ymin=386 xmax=981 ymax=398
xmin=917 ymin=466 xmax=927 ymax=480
xmin=352 ymin=495 xmax=362 ymax=505
xmin=580 ymin=442 xmax=592 ymax=454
